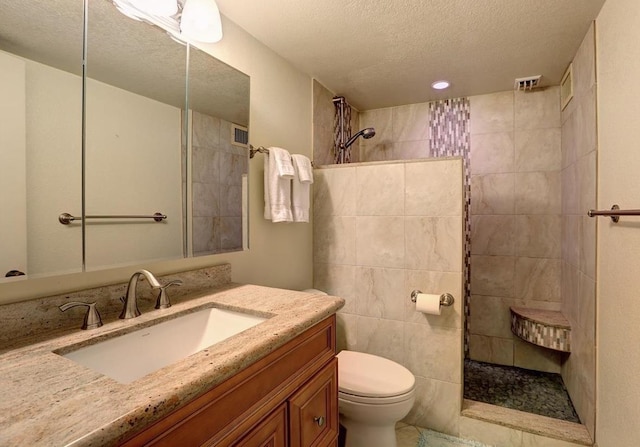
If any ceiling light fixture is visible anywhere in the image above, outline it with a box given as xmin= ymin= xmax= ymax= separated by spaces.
xmin=112 ymin=0 xmax=223 ymax=44
xmin=113 ymin=1 xmax=144 ymax=21
xmin=180 ymin=0 xmax=223 ymax=43
xmin=129 ymin=0 xmax=178 ymax=17
xmin=431 ymin=80 xmax=450 ymax=90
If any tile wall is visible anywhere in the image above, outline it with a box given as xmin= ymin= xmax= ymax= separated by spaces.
xmin=313 ymin=158 xmax=464 ymax=435
xmin=560 ymin=23 xmax=597 ymax=438
xmin=359 ymin=102 xmax=430 ymax=161
xmin=312 ymin=80 xmax=360 ymax=166
xmin=190 ymin=111 xmax=247 ymax=255
xmin=311 ymin=24 xmax=597 ymax=431
xmin=348 ymin=89 xmax=565 ymax=372
xmin=467 ymin=87 xmax=563 ymax=372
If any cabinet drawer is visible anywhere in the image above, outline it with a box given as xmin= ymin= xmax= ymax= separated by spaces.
xmin=232 ymin=403 xmax=287 ymax=447
xmin=289 ymin=358 xmax=338 ymax=447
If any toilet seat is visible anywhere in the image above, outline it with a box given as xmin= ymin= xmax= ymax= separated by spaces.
xmin=337 ymin=350 xmax=415 ymax=399
xmin=339 ymin=389 xmax=415 ymax=405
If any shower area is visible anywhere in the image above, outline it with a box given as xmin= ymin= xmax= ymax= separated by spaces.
xmin=311 ymin=22 xmax=596 ymax=445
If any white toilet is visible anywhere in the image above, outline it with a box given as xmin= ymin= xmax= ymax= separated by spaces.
xmin=337 ymin=350 xmax=416 ymax=447
xmin=302 ymin=289 xmax=416 ymax=447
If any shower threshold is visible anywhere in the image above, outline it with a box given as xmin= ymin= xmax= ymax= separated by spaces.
xmin=462 ymin=359 xmax=592 ymax=445
xmin=461 ymin=400 xmax=592 ymax=446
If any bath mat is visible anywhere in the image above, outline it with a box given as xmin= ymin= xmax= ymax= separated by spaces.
xmin=416 ymin=429 xmax=490 ymax=447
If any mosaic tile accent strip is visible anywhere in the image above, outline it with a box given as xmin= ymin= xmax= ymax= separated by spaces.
xmin=510 ymin=307 xmax=571 ymax=353
xmin=428 ymin=97 xmax=471 ymax=356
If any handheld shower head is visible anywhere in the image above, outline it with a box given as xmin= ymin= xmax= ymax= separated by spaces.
xmin=344 ymin=127 xmax=376 ymax=149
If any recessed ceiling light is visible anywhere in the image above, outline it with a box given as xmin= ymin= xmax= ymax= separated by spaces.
xmin=431 ymin=80 xmax=450 ymax=90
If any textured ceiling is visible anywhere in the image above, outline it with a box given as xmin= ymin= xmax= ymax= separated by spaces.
xmin=215 ymin=0 xmax=606 ymax=110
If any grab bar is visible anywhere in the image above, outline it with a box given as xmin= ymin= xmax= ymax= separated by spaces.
xmin=58 ymin=212 xmax=166 ymax=225
xmin=587 ymin=204 xmax=640 ymax=223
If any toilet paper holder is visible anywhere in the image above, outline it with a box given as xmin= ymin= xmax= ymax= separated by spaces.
xmin=410 ymin=290 xmax=455 ymax=306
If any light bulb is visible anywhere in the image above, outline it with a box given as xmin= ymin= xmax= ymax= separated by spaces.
xmin=181 ymin=0 xmax=223 ymax=43
xmin=431 ymin=80 xmax=450 ymax=90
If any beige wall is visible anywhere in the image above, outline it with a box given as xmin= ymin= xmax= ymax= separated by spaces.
xmin=0 ymin=16 xmax=314 ymax=303
xmin=25 ymin=59 xmax=83 ymax=277
xmin=560 ymin=23 xmax=597 ymax=438
xmin=313 ymin=159 xmax=464 ymax=435
xmin=0 ymin=51 xmax=27 ymax=277
xmin=85 ymin=77 xmax=184 ymax=270
xmin=596 ymin=0 xmax=640 ymax=445
xmin=13 ymin=58 xmax=184 ymax=277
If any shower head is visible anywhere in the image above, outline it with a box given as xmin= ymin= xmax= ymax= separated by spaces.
xmin=344 ymin=127 xmax=376 ymax=149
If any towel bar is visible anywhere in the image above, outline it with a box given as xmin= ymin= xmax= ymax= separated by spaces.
xmin=587 ymin=204 xmax=640 ymax=223
xmin=58 ymin=212 xmax=166 ymax=225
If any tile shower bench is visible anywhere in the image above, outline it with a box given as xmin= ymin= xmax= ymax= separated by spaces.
xmin=510 ymin=306 xmax=571 ymax=353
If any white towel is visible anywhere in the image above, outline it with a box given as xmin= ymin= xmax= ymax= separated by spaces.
xmin=264 ymin=148 xmax=293 ymax=222
xmin=291 ymin=154 xmax=313 ymax=223
xmin=269 ymin=147 xmax=295 ymax=178
xmin=291 ymin=154 xmax=314 ymax=184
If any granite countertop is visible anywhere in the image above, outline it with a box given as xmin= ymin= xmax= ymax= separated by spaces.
xmin=0 ymin=283 xmax=344 ymax=446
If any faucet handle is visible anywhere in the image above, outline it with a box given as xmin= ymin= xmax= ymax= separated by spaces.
xmin=155 ymin=280 xmax=183 ymax=309
xmin=59 ymin=301 xmax=103 ymax=330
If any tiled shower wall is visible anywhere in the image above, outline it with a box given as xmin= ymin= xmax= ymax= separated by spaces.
xmin=313 ymin=159 xmax=464 ymax=435
xmin=312 ymin=80 xmax=359 ymax=166
xmin=560 ymin=23 xmax=597 ymax=438
xmin=467 ymin=87 xmax=563 ymax=372
xmin=311 ymin=42 xmax=596 ymax=429
xmin=350 ymin=89 xmax=564 ymax=372
xmin=190 ymin=111 xmax=247 ymax=255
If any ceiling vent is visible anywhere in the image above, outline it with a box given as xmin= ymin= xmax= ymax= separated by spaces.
xmin=515 ymin=75 xmax=542 ymax=91
xmin=231 ymin=124 xmax=249 ymax=148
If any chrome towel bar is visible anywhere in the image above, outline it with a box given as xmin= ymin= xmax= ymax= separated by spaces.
xmin=249 ymin=144 xmax=315 ymax=167
xmin=587 ymin=204 xmax=640 ymax=223
xmin=249 ymin=144 xmax=269 ymax=159
xmin=58 ymin=212 xmax=166 ymax=225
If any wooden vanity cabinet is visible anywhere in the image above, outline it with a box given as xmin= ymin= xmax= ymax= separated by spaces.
xmin=121 ymin=315 xmax=338 ymax=447
xmin=232 ymin=403 xmax=287 ymax=447
xmin=288 ymin=360 xmax=338 ymax=447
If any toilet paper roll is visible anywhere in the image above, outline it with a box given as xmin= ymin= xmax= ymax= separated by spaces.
xmin=415 ymin=293 xmax=441 ymax=315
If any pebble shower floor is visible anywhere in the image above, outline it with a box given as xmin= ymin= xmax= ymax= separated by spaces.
xmin=463 ymin=359 xmax=580 ymax=422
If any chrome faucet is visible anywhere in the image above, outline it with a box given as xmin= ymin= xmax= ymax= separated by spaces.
xmin=119 ymin=269 xmax=161 ymax=319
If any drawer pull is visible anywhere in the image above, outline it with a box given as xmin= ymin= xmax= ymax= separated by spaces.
xmin=313 ymin=416 xmax=325 ymax=427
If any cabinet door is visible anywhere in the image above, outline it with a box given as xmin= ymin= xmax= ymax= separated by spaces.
xmin=289 ymin=359 xmax=338 ymax=447
xmin=233 ymin=403 xmax=288 ymax=447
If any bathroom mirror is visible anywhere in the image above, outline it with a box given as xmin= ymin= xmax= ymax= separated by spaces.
xmin=0 ymin=1 xmax=85 ymax=279
xmin=0 ymin=0 xmax=250 ymax=281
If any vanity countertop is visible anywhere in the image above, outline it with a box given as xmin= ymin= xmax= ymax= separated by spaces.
xmin=0 ymin=283 xmax=344 ymax=446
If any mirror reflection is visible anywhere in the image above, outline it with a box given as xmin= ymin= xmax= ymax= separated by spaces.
xmin=0 ymin=1 xmax=85 ymax=279
xmin=187 ymin=45 xmax=249 ymax=256
xmin=85 ymin=0 xmax=187 ymax=271
xmin=0 ymin=0 xmax=250 ymax=282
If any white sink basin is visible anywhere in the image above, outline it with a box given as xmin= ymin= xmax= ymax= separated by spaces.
xmin=60 ymin=307 xmax=267 ymax=384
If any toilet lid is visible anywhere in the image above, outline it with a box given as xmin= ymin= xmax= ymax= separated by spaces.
xmin=337 ymin=350 xmax=415 ymax=398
